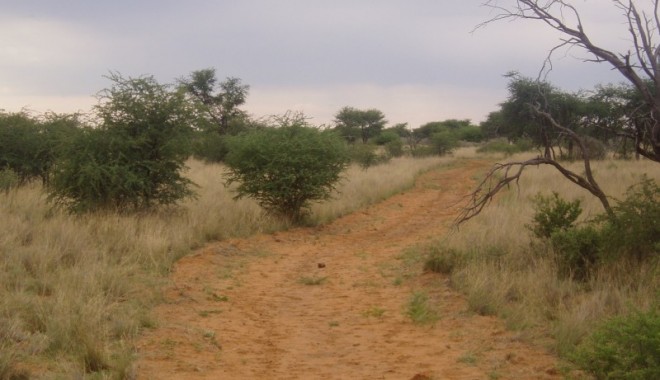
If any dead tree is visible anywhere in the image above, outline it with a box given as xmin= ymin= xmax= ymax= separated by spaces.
xmin=458 ymin=0 xmax=659 ymax=225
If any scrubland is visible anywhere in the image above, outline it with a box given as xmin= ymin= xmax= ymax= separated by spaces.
xmin=426 ymin=151 xmax=659 ymax=365
xmin=0 ymin=155 xmax=446 ymax=378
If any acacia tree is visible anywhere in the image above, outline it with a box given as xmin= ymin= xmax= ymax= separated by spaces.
xmin=49 ymin=73 xmax=195 ymax=212
xmin=179 ymin=68 xmax=250 ymax=134
xmin=460 ymin=0 xmax=660 ymax=223
xmin=334 ymin=107 xmax=387 ymax=144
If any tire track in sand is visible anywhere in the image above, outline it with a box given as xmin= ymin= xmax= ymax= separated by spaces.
xmin=136 ymin=159 xmax=561 ymax=380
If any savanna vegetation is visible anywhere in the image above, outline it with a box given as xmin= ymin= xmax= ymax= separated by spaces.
xmin=1 ymin=1 xmax=659 ymax=378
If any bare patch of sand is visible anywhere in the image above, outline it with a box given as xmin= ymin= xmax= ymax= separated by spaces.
xmin=136 ymin=160 xmax=561 ymax=379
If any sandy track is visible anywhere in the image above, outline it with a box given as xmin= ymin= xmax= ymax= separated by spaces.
xmin=136 ymin=160 xmax=561 ymax=379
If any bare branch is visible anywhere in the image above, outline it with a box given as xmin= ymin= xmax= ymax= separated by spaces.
xmin=455 ymin=154 xmax=611 ymax=225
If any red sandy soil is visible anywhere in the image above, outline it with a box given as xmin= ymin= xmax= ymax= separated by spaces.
xmin=135 ymin=160 xmax=562 ymax=379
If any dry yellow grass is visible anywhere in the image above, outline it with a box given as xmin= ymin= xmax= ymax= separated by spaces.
xmin=0 ymin=155 xmax=446 ymax=378
xmin=436 ymin=154 xmax=659 ymax=357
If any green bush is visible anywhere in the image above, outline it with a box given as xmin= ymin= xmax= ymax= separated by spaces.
xmin=529 ymin=192 xmax=582 ymax=239
xmin=385 ymin=139 xmax=404 ymax=158
xmin=0 ymin=112 xmax=46 ymax=184
xmin=372 ymin=131 xmax=400 ymax=145
xmin=477 ymin=137 xmax=533 ymax=156
xmin=430 ymin=130 xmax=458 ymax=156
xmin=225 ymin=122 xmax=349 ymax=223
xmin=48 ymin=74 xmax=195 ymax=213
xmin=348 ymin=143 xmax=384 ymax=169
xmin=600 ymin=177 xmax=659 ymax=262
xmin=551 ymin=225 xmax=602 ymax=281
xmin=573 ymin=308 xmax=660 ymax=379
xmin=0 ymin=168 xmax=19 ymax=192
xmin=191 ymin=132 xmax=230 ymax=162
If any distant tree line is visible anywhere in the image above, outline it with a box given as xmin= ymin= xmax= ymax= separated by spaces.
xmin=1 ymin=63 xmax=657 ymax=221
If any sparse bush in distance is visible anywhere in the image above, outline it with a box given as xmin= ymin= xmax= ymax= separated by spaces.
xmin=476 ymin=137 xmax=533 ymax=156
xmin=372 ymin=130 xmax=400 ymax=145
xmin=430 ymin=130 xmax=458 ymax=156
xmin=385 ymin=138 xmax=404 ymax=158
xmin=348 ymin=143 xmax=385 ymax=168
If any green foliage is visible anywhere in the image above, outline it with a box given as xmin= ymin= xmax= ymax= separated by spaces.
xmin=455 ymin=125 xmax=484 ymax=142
xmin=49 ymin=73 xmax=195 ymax=213
xmin=551 ymin=225 xmax=602 ymax=281
xmin=225 ymin=121 xmax=349 ymax=223
xmin=600 ymin=177 xmax=659 ymax=262
xmin=430 ymin=130 xmax=458 ymax=156
xmin=385 ymin=138 xmax=404 ymax=158
xmin=333 ymin=106 xmax=387 ymax=144
xmin=0 ymin=111 xmax=78 ymax=185
xmin=348 ymin=143 xmax=384 ymax=168
xmin=191 ymin=131 xmax=230 ymax=162
xmin=533 ymin=179 xmax=658 ymax=281
xmin=530 ymin=192 xmax=582 ymax=239
xmin=573 ymin=308 xmax=660 ymax=379
xmin=180 ymin=68 xmax=250 ymax=134
xmin=406 ymin=291 xmax=439 ymax=325
xmin=0 ymin=168 xmax=19 ymax=192
xmin=477 ymin=137 xmax=533 ymax=155
xmin=372 ymin=131 xmax=400 ymax=145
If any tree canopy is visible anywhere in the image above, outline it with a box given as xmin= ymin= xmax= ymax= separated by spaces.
xmin=49 ymin=73 xmax=196 ymax=212
xmin=334 ymin=107 xmax=387 ymax=144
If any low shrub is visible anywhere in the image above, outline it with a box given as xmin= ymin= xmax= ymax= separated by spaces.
xmin=572 ymin=308 xmax=660 ymax=379
xmin=477 ymin=137 xmax=533 ymax=156
xmin=551 ymin=225 xmax=602 ymax=281
xmin=405 ymin=291 xmax=439 ymax=325
xmin=529 ymin=192 xmax=582 ymax=239
xmin=348 ymin=143 xmax=387 ymax=169
xmin=599 ymin=176 xmax=659 ymax=263
xmin=423 ymin=247 xmax=461 ymax=275
xmin=385 ymin=139 xmax=404 ymax=158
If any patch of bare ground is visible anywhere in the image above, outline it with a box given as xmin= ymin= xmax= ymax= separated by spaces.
xmin=136 ymin=160 xmax=561 ymax=379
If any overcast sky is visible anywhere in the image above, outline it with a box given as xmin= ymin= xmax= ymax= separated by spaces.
xmin=0 ymin=1 xmax=641 ymax=128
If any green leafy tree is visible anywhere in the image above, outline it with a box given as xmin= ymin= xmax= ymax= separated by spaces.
xmin=0 ymin=111 xmax=44 ymax=184
xmin=225 ymin=117 xmax=349 ymax=223
xmin=0 ymin=111 xmax=79 ymax=185
xmin=179 ymin=68 xmax=250 ymax=134
xmin=334 ymin=107 xmax=387 ymax=144
xmin=49 ymin=73 xmax=195 ymax=212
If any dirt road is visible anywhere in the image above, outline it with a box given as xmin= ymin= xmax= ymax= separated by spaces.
xmin=136 ymin=159 xmax=561 ymax=379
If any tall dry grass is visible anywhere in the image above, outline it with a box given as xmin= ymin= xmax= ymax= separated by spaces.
xmin=0 ymin=155 xmax=446 ymax=379
xmin=434 ymin=153 xmax=659 ymax=358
